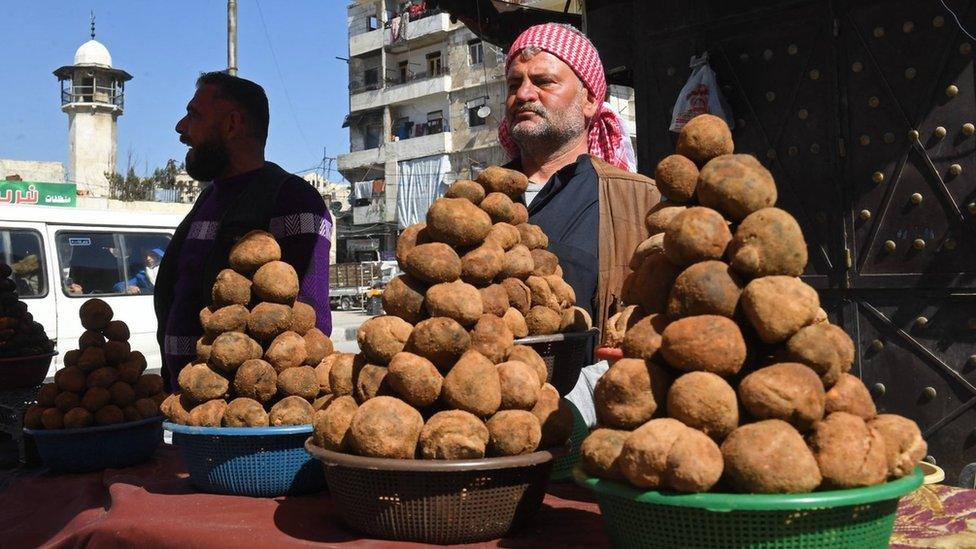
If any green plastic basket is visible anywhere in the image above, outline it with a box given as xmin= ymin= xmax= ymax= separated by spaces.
xmin=574 ymin=466 xmax=923 ymax=548
xmin=549 ymin=402 xmax=588 ymax=482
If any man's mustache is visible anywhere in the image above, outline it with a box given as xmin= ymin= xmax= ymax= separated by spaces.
xmin=511 ymin=103 xmax=547 ymax=119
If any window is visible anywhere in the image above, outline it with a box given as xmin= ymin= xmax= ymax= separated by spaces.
xmin=468 ymin=39 xmax=484 ymax=65
xmin=368 ymin=16 xmax=379 ymax=31
xmin=365 ymin=124 xmax=382 ymax=149
xmin=0 ymin=229 xmax=46 ymax=297
xmin=426 ymin=51 xmax=442 ymax=76
xmin=427 ymin=110 xmax=444 ymax=134
xmin=397 ymin=61 xmax=409 ymax=84
xmin=364 ymin=68 xmax=379 ymax=89
xmin=56 ymin=231 xmax=171 ymax=297
xmin=468 ymin=97 xmax=487 ymax=128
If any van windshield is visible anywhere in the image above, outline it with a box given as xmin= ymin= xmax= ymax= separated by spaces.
xmin=0 ymin=229 xmax=46 ymax=298
xmin=56 ymin=231 xmax=171 ymax=297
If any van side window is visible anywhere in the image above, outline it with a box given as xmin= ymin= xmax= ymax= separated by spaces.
xmin=0 ymin=229 xmax=46 ymax=298
xmin=56 ymin=232 xmax=171 ymax=297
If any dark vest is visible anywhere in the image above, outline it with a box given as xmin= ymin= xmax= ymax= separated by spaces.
xmin=153 ymin=162 xmax=292 ymax=386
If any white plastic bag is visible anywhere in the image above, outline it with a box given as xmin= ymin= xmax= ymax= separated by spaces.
xmin=669 ymin=53 xmax=734 ymax=132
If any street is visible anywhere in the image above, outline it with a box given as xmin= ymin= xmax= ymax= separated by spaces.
xmin=328 ymin=307 xmax=373 ymax=353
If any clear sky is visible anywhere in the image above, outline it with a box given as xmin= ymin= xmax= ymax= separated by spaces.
xmin=0 ymin=1 xmax=350 ymax=182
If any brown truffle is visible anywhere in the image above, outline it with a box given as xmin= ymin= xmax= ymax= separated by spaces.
xmin=675 ymin=114 xmax=734 ymax=166
xmin=179 ymin=363 xmax=230 ymax=402
xmin=103 ymin=320 xmax=130 ymax=342
xmin=64 ymin=407 xmax=95 ymax=429
xmin=825 ymin=373 xmax=877 ymax=419
xmin=108 ymin=381 xmax=136 ymax=407
xmin=252 ymin=261 xmax=300 ymax=304
xmin=525 ymin=306 xmax=561 ymax=335
xmin=810 ymin=412 xmax=888 ymax=488
xmin=741 ymin=276 xmax=820 ymax=344
xmin=500 ymin=277 xmax=532 ymax=315
xmin=387 ymin=352 xmax=443 ymax=408
xmin=477 ymin=166 xmax=529 ymax=198
xmin=512 ymin=202 xmax=529 ymax=225
xmin=655 ymin=154 xmax=700 ymax=203
xmin=728 ymin=208 xmax=806 ymax=278
xmin=94 ymin=405 xmax=125 ymax=425
xmin=526 ymin=275 xmax=559 ymax=310
xmin=559 ymin=307 xmax=591 ymax=333
xmin=277 ymin=365 xmax=319 ymax=400
xmin=419 ymin=410 xmax=489 ymax=459
xmin=348 ymin=396 xmax=424 ymax=458
xmin=195 ymin=337 xmax=214 ymax=363
xmin=697 ymin=155 xmax=777 ymax=222
xmin=627 ymin=253 xmax=682 ymax=314
xmin=580 ymin=428 xmax=629 ymax=480
xmin=480 ymin=192 xmax=520 ymax=224
xmin=37 ymin=383 xmax=59 ymax=407
xmin=188 ymin=399 xmax=227 ymax=427
xmin=265 ymin=331 xmax=309 ymax=372
xmin=621 ymin=313 xmax=668 ymax=360
xmin=228 ymin=230 xmax=281 ymax=273
xmin=784 ymin=323 xmax=855 ymax=387
xmin=660 ymin=315 xmax=746 ymax=376
xmin=76 ymin=346 xmax=107 ymax=373
xmin=79 ymin=329 xmax=105 ymax=349
xmin=485 ymin=222 xmax=521 ymax=251
xmin=531 ymin=383 xmax=574 ymax=448
xmin=204 ymin=304 xmax=249 ymax=336
xmin=55 ymin=391 xmax=81 ymax=413
xmin=327 ymin=353 xmax=357 ymax=396
xmin=103 ymin=340 xmax=131 ymax=366
xmin=425 ymin=197 xmax=492 ymax=248
xmin=403 ymin=242 xmax=462 ymax=284
xmin=594 ymin=358 xmax=672 ymax=429
xmin=234 ymin=358 xmax=278 ymax=403
xmin=644 ymin=204 xmax=688 ymax=236
xmin=382 ymin=275 xmax=428 ymax=324
xmin=470 ymin=314 xmax=515 ymax=364
xmin=445 ymin=179 xmax=486 ymax=205
xmin=618 ymin=418 xmax=687 ymax=488
xmin=515 ymin=225 xmax=548 ymax=251
xmin=303 ymin=328 xmax=333 ymax=366
xmin=405 ymin=317 xmax=470 ymax=371
xmin=497 ymin=244 xmax=535 ymax=280
xmin=287 ymin=301 xmax=316 ymax=336
xmin=395 ymin=222 xmax=431 ymax=265
xmin=668 ymin=372 xmax=738 ymax=440
xmin=357 ymin=315 xmax=413 ymax=365
xmin=479 ymin=284 xmax=510 ymax=317
xmin=63 ymin=349 xmax=81 ymax=369
xmin=442 ymin=350 xmax=502 ymax=417
xmin=222 ymin=397 xmax=270 ymax=427
xmin=507 ymin=345 xmax=548 ymax=386
xmin=24 ymin=405 xmax=46 ymax=429
xmin=460 ymin=242 xmax=505 ymax=286
xmin=721 ymin=419 xmax=822 ymax=493
xmin=247 ymin=303 xmax=293 ymax=343
xmin=425 ymin=280 xmax=483 ymax=326
xmin=210 ymin=331 xmax=263 ymax=374
xmin=80 ymin=386 xmax=110 ymax=412
xmin=497 ymin=360 xmax=541 ymax=410
xmin=629 ymin=233 xmax=665 ymax=271
xmin=41 ymin=407 xmax=65 ymax=429
xmin=664 ymin=207 xmax=732 ymax=266
xmin=269 ymin=395 xmax=315 ymax=426
xmin=211 ymin=269 xmax=252 ymax=308
xmin=869 ymin=414 xmax=927 ymax=478
xmin=160 ymin=393 xmax=193 ymax=424
xmin=665 ymin=427 xmax=724 ymax=492
xmin=353 ymin=362 xmax=391 ymax=403
xmin=667 ymin=261 xmax=742 ymax=319
xmin=87 ymin=366 xmax=119 ymax=389
xmin=134 ymin=397 xmax=159 ymax=419
xmin=312 ymin=396 xmax=358 ymax=451
xmin=739 ymin=363 xmax=825 ymax=431
xmin=487 ymin=410 xmax=542 ymax=456
xmin=79 ymin=298 xmax=113 ymax=330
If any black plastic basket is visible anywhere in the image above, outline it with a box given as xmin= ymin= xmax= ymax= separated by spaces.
xmin=515 ymin=328 xmax=598 ymax=395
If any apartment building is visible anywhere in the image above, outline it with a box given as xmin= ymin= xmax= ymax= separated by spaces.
xmin=337 ymin=1 xmax=636 ymax=259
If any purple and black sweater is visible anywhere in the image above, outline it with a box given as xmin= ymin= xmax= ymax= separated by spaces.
xmin=159 ymin=165 xmax=332 ymax=389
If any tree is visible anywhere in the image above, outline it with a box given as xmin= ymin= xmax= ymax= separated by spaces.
xmin=106 ymin=158 xmax=185 ymax=202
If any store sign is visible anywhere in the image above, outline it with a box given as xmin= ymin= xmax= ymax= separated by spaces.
xmin=353 ymin=202 xmax=385 ymax=225
xmin=347 ymin=238 xmax=379 ymax=253
xmin=0 ymin=181 xmax=76 ymax=207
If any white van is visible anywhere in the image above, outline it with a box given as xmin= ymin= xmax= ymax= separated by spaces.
xmin=0 ymin=205 xmax=182 ymax=378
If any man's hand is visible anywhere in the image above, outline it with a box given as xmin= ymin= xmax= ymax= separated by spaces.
xmin=124 ymin=285 xmax=142 ymax=295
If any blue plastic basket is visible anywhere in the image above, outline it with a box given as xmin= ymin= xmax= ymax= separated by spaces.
xmin=24 ymin=416 xmax=163 ymax=473
xmin=165 ymin=422 xmax=326 ymax=497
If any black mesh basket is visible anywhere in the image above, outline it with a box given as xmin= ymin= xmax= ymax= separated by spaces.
xmin=515 ymin=328 xmax=598 ymax=395
xmin=306 ymin=439 xmax=558 ymax=544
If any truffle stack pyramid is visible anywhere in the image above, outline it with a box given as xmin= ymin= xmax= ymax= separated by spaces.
xmin=0 ymin=262 xmax=54 ymax=359
xmin=583 ymin=114 xmax=927 ymax=493
xmin=310 ymin=167 xmax=583 ymax=460
xmin=25 ymin=299 xmax=166 ymax=430
xmin=161 ymin=230 xmax=335 ymax=428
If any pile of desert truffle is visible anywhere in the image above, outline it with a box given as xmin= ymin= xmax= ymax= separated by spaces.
xmin=310 ymin=166 xmax=583 ymax=460
xmin=26 ymin=299 xmax=166 ymax=430
xmin=583 ymin=114 xmax=927 ymax=494
xmin=161 ymin=230 xmax=334 ymax=428
xmin=0 ymin=262 xmax=55 ymax=358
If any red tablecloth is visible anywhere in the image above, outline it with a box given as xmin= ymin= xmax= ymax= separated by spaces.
xmin=3 ymin=445 xmax=975 ymax=548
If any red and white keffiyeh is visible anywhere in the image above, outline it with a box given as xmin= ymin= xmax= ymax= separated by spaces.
xmin=498 ymin=23 xmax=633 ymax=171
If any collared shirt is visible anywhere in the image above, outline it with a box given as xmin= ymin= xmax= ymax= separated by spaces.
xmin=161 ymin=165 xmax=332 ymax=386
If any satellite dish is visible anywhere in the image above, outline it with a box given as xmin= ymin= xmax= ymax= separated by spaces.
xmin=477 ymin=105 xmax=492 ymax=119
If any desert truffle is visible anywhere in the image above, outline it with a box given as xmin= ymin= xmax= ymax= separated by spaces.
xmin=94 ymin=405 xmax=124 ymax=425
xmin=328 ymin=353 xmax=358 ymax=396
xmin=395 ymin=223 xmax=431 ymax=264
xmin=222 ymin=397 xmax=270 ymax=427
xmin=312 ymin=395 xmax=358 ymax=450
xmin=161 ymin=394 xmax=193 ymax=424
xmin=664 ymin=207 xmax=732 ymax=266
xmin=269 ymin=396 xmax=315 ymax=426
xmin=655 ymin=154 xmax=700 ymax=203
xmin=697 ymin=154 xmax=777 ymax=221
xmin=188 ymin=399 xmax=228 ymax=427
xmin=470 ymin=314 xmax=515 ymax=364
xmin=425 ymin=197 xmax=492 ymax=247
xmin=721 ymin=419 xmax=822 ymax=493
xmin=497 ymin=245 xmax=535 ymax=280
xmin=405 ymin=317 xmax=471 ymax=371
xmin=303 ymin=328 xmax=333 ymax=365
xmin=353 ymin=363 xmax=390 ymax=403
xmin=487 ymin=410 xmax=542 ymax=456
xmin=500 ymin=278 xmax=532 ymax=315
xmin=348 ymin=396 xmax=424 ymax=458
xmin=621 ymin=314 xmax=668 ymax=360
xmin=667 ymin=371 xmax=738 ymax=440
xmin=357 ymin=315 xmax=413 ymax=365
xmin=425 ymin=281 xmax=483 ymax=326
xmin=824 ymin=373 xmax=877 ymax=419
xmin=644 ymin=204 xmax=688 ymax=236
xmin=741 ymin=276 xmax=820 ymax=344
xmin=507 ymin=345 xmax=548 ymax=386
xmin=503 ymin=308 xmax=529 ymax=338
xmin=531 ymin=383 xmax=574 ymax=447
xmin=210 ymin=331 xmax=263 ymax=374
xmin=496 ymin=360 xmax=541 ymax=410
xmin=618 ymin=418 xmax=687 ymax=488
xmin=480 ymin=192 xmax=520 ymax=224
xmin=739 ymin=363 xmax=825 ymax=431
xmin=179 ymin=363 xmax=230 ymax=402
xmin=675 ymin=114 xmax=734 ymax=166
xmin=234 ymin=358 xmax=278 ymax=403
xmin=419 ymin=410 xmax=490 ymax=459
xmin=460 ymin=243 xmax=505 ymax=286
xmin=479 ymin=284 xmax=510 ymax=317
xmin=79 ymin=298 xmax=113 ymax=330
xmin=580 ymin=428 xmax=630 ymax=480
xmin=728 ymin=207 xmax=806 ymax=279
xmin=784 ymin=323 xmax=854 ymax=387
xmin=442 ymin=350 xmax=502 ymax=417
xmin=445 ymin=179 xmax=486 ymax=205
xmin=228 ymin=230 xmax=281 ymax=273
xmin=277 ymin=366 xmax=319 ymax=400
xmin=381 ymin=275 xmax=428 ymax=324
xmin=869 ymin=414 xmax=928 ymax=478
xmin=525 ymin=306 xmax=561 ymax=335
xmin=403 ymin=242 xmax=462 ymax=284
xmin=252 ymin=261 xmax=300 ymax=304
xmin=516 ymin=225 xmax=548 ymax=251
xmin=103 ymin=320 xmax=130 ymax=342
xmin=486 ymin=222 xmax=521 ymax=251
xmin=477 ymin=166 xmax=529 ymax=199
xmin=64 ymin=407 xmax=95 ymax=429
xmin=265 ymin=331 xmax=308 ymax=372
xmin=667 ymin=261 xmax=742 ymax=319
xmin=660 ymin=315 xmax=746 ymax=377
xmin=809 ymin=412 xmax=888 ymax=488
xmin=666 ymin=428 xmax=724 ymax=492
xmin=387 ymin=352 xmax=443 ymax=408
xmin=594 ymin=358 xmax=671 ymax=430
xmin=204 ymin=304 xmax=249 ymax=336
xmin=211 ymin=269 xmax=252 ymax=307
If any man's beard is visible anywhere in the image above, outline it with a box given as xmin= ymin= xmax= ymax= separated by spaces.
xmin=185 ymin=137 xmax=230 ymax=181
xmin=508 ymin=100 xmax=587 ymax=153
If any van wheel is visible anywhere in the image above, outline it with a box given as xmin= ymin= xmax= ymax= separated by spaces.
xmin=340 ymin=297 xmax=352 ymax=311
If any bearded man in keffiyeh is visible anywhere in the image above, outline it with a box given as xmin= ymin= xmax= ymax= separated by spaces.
xmin=494 ymin=23 xmax=659 ymax=401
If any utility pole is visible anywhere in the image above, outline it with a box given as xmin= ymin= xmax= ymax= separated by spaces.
xmin=227 ymin=0 xmax=238 ymax=75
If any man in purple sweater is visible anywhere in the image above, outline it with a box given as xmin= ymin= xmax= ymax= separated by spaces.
xmin=154 ymin=72 xmax=332 ymax=390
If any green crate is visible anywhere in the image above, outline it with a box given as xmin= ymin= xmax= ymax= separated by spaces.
xmin=574 ymin=466 xmax=923 ymax=548
xmin=549 ymin=402 xmax=588 ymax=482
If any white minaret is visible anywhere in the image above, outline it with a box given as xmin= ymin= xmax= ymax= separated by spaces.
xmin=53 ymin=17 xmax=132 ymax=197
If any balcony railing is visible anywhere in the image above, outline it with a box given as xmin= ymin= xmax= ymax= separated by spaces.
xmin=61 ymin=86 xmax=125 ymax=108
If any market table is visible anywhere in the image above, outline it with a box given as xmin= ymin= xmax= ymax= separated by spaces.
xmin=1 ymin=444 xmax=974 ymax=548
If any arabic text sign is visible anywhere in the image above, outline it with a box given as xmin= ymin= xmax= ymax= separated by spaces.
xmin=0 ymin=181 xmax=76 ymax=207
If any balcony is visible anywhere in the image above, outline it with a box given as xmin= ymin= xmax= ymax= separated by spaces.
xmin=389 ymin=131 xmax=452 ymax=160
xmin=338 ymin=146 xmax=383 ymax=171
xmin=350 ymin=68 xmax=451 ymax=112
xmin=385 ymin=11 xmax=453 ymax=52
xmin=349 ymin=27 xmax=384 ymax=57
